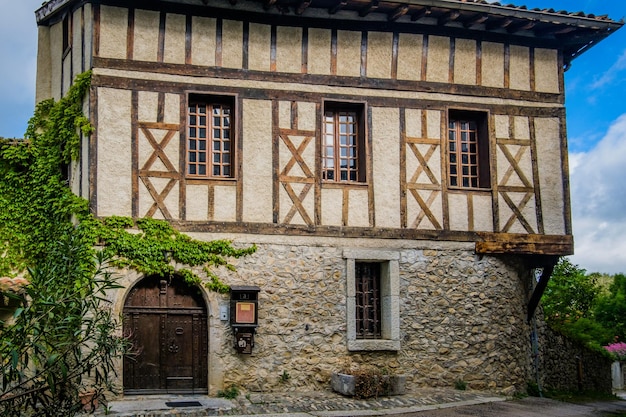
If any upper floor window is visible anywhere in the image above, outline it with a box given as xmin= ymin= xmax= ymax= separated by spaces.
xmin=187 ymin=95 xmax=235 ymax=179
xmin=322 ymin=102 xmax=366 ymax=183
xmin=448 ymin=110 xmax=490 ymax=189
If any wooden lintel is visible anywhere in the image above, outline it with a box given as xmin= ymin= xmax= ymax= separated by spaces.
xmin=359 ymin=0 xmax=379 ymax=17
xmin=329 ymin=0 xmax=347 ymax=14
xmin=295 ymin=0 xmax=311 ymax=15
xmin=410 ymin=6 xmax=430 ymax=21
xmin=389 ymin=5 xmax=409 ymax=22
xmin=475 ymin=234 xmax=574 ymax=256
xmin=464 ymin=13 xmax=489 ymax=28
xmin=438 ymin=10 xmax=460 ymax=26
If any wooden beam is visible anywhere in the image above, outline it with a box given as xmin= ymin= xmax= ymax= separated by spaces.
xmin=475 ymin=233 xmax=573 ymax=256
xmin=359 ymin=0 xmax=379 ymax=17
xmin=295 ymin=0 xmax=311 ymax=15
xmin=536 ymin=25 xmax=577 ymax=37
xmin=486 ymin=18 xmax=513 ymax=31
xmin=329 ymin=0 xmax=347 ymax=14
xmin=464 ymin=13 xmax=488 ymax=28
xmin=389 ymin=5 xmax=409 ymax=22
xmin=263 ymin=0 xmax=277 ymax=10
xmin=438 ymin=10 xmax=460 ymax=26
xmin=507 ymin=20 xmax=537 ymax=33
xmin=410 ymin=6 xmax=430 ymax=21
xmin=527 ymin=257 xmax=559 ymax=322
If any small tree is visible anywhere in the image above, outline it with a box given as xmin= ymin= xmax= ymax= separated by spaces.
xmin=0 ymin=239 xmax=127 ymax=416
xmin=595 ymin=274 xmax=626 ymax=342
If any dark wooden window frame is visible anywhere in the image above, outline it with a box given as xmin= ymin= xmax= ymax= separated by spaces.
xmin=447 ymin=109 xmax=491 ymax=190
xmin=322 ymin=101 xmax=367 ymax=184
xmin=62 ymin=12 xmax=72 ymax=56
xmin=186 ymin=93 xmax=237 ymax=180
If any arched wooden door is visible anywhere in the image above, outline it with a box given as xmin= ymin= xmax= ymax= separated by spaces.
xmin=123 ymin=276 xmax=208 ymax=394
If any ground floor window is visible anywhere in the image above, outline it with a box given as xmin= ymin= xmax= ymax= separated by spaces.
xmin=344 ymin=249 xmax=400 ymax=351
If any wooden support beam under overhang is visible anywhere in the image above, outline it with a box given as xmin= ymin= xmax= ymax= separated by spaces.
xmin=329 ymin=0 xmax=347 ymax=14
xmin=359 ymin=0 xmax=379 ymax=17
xmin=410 ymin=6 xmax=431 ymax=21
xmin=438 ymin=10 xmax=460 ymax=26
xmin=464 ymin=13 xmax=489 ymax=28
xmin=389 ymin=5 xmax=409 ymax=22
xmin=295 ymin=0 xmax=311 ymax=15
xmin=486 ymin=17 xmax=513 ymax=30
xmin=507 ymin=20 xmax=537 ymax=33
xmin=526 ymin=255 xmax=560 ymax=322
xmin=475 ymin=233 xmax=574 ymax=256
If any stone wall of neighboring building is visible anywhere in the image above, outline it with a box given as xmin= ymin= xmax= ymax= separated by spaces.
xmin=110 ymin=234 xmax=535 ymax=396
xmin=536 ymin=323 xmax=613 ymax=394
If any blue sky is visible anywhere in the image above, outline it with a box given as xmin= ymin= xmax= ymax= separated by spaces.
xmin=1 ymin=0 xmax=625 ymax=274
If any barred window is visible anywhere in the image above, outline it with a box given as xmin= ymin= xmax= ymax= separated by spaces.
xmin=187 ymin=95 xmax=234 ymax=179
xmin=355 ymin=262 xmax=381 ymax=339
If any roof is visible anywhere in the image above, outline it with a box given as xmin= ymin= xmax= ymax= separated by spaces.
xmin=36 ymin=0 xmax=623 ymax=65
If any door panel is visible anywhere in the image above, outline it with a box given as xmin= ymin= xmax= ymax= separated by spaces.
xmin=123 ymin=276 xmax=208 ymax=394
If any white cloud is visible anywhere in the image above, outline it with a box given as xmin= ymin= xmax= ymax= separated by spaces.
xmin=569 ymin=114 xmax=626 ymax=273
xmin=590 ymin=49 xmax=626 ymax=90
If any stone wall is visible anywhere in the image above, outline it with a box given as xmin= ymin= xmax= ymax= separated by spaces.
xmin=536 ymin=324 xmax=613 ymax=394
xmin=143 ymin=235 xmax=536 ymax=396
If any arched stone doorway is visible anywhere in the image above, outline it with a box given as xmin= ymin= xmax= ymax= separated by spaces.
xmin=123 ymin=275 xmax=208 ymax=394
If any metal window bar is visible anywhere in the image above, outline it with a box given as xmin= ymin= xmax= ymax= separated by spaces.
xmin=448 ymin=119 xmax=479 ymax=188
xmin=355 ymin=262 xmax=381 ymax=339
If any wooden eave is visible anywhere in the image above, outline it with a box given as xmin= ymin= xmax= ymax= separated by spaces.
xmin=475 ymin=232 xmax=573 ymax=256
xmin=36 ymin=0 xmax=623 ymax=66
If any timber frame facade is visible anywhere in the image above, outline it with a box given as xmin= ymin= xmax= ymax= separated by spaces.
xmin=34 ymin=0 xmax=622 ymax=396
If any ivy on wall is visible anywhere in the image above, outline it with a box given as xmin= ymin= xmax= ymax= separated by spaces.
xmin=0 ymin=70 xmax=255 ymax=289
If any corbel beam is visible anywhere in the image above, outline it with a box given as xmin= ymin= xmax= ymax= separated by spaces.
xmin=464 ymin=13 xmax=488 ymax=28
xmin=438 ymin=10 xmax=460 ymax=26
xmin=359 ymin=0 xmax=379 ymax=17
xmin=411 ymin=6 xmax=430 ymax=21
xmin=329 ymin=0 xmax=347 ymax=15
xmin=295 ymin=0 xmax=311 ymax=15
xmin=389 ymin=5 xmax=409 ymax=22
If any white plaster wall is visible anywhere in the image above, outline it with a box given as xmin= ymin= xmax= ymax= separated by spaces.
xmin=97 ymin=88 xmax=133 ymax=217
xmin=308 ymin=28 xmax=331 ymax=75
xmin=407 ymin=189 xmax=442 ymax=230
xmin=397 ymin=33 xmax=422 ymax=81
xmin=138 ymin=91 xmax=160 ymax=122
xmin=134 ymin=9 xmax=160 ymax=62
xmin=454 ymin=38 xmax=476 ymax=85
xmin=448 ymin=193 xmax=469 ymax=231
xmin=164 ymin=13 xmax=186 ymax=64
xmin=99 ymin=6 xmax=127 ymax=60
xmin=372 ymin=107 xmax=400 ymax=228
xmin=481 ymin=42 xmax=504 ymax=88
xmin=222 ymin=20 xmax=243 ymax=69
xmin=276 ymin=26 xmax=301 ymax=74
xmin=535 ymin=117 xmax=565 ymax=234
xmin=498 ymin=193 xmax=537 ymax=234
xmin=36 ymin=26 xmax=52 ymax=103
xmin=72 ymin=8 xmax=83 ymax=77
xmin=347 ymin=188 xmax=369 ymax=227
xmin=186 ymin=184 xmax=209 ymax=220
xmin=50 ymin=21 xmax=63 ymax=101
xmin=534 ymin=48 xmax=560 ymax=93
xmin=336 ymin=30 xmax=361 ymax=77
xmin=242 ymin=100 xmax=273 ymax=222
xmin=214 ymin=185 xmax=237 ymax=222
xmin=164 ymin=93 xmax=180 ymax=125
xmin=509 ymin=45 xmax=530 ymax=91
xmin=472 ymin=194 xmax=493 ymax=232
xmin=62 ymin=55 xmax=72 ymax=96
xmin=405 ymin=108 xmax=422 ymax=138
xmin=278 ymin=100 xmax=291 ymax=129
xmin=191 ymin=17 xmax=216 ymax=67
xmin=297 ymin=101 xmax=317 ymax=131
xmin=514 ymin=116 xmax=531 ymax=140
xmin=426 ymin=36 xmax=449 ymax=83
xmin=321 ymin=188 xmax=343 ymax=226
xmin=367 ymin=32 xmax=392 ymax=79
xmin=248 ymin=23 xmax=271 ymax=72
xmin=84 ymin=4 xmax=93 ymax=70
xmin=426 ymin=110 xmax=442 ymax=139
xmin=494 ymin=114 xmax=509 ymax=139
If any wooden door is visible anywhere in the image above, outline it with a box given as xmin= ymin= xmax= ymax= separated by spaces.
xmin=123 ymin=276 xmax=208 ymax=394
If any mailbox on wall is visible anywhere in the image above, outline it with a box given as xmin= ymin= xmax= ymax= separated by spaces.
xmin=230 ymin=286 xmax=260 ymax=354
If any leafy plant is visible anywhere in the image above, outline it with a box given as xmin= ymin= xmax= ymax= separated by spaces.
xmin=0 ymin=242 xmax=128 ymax=417
xmin=217 ymin=385 xmax=240 ymax=399
xmin=454 ymin=379 xmax=467 ymax=390
xmin=280 ymin=370 xmax=291 ymax=383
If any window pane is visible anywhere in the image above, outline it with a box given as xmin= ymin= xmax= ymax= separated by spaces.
xmin=199 ymin=153 xmax=206 ymax=163
xmin=198 ymin=105 xmax=206 ymax=114
xmin=189 ymin=115 xmax=196 ymax=125
xmin=189 ymin=127 xmax=196 ymax=137
xmin=199 ymin=140 xmax=206 ymax=150
xmin=214 ymin=154 xmax=221 ymax=163
xmin=200 ymin=116 xmax=206 ymax=125
xmin=189 ymin=153 xmax=196 ymax=162
xmin=223 ymin=154 xmax=230 ymax=164
xmin=199 ymin=128 xmax=206 ymax=139
xmin=199 ymin=165 xmax=206 ymax=175
xmin=224 ymin=166 xmax=230 ymax=176
xmin=213 ymin=141 xmax=220 ymax=150
xmin=189 ymin=140 xmax=196 ymax=150
xmin=189 ymin=165 xmax=196 ymax=175
xmin=223 ymin=141 xmax=230 ymax=151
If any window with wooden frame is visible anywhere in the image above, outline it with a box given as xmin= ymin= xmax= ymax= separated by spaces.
xmin=62 ymin=13 xmax=72 ymax=54
xmin=322 ymin=102 xmax=366 ymax=183
xmin=187 ymin=94 xmax=235 ymax=179
xmin=447 ymin=110 xmax=490 ymax=189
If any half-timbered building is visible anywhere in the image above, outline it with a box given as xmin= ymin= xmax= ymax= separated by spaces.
xmin=34 ymin=0 xmax=622 ymax=396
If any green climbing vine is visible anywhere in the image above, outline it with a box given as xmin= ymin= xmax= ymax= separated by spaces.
xmin=97 ymin=216 xmax=256 ymax=292
xmin=0 ymin=70 xmax=255 ymax=288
